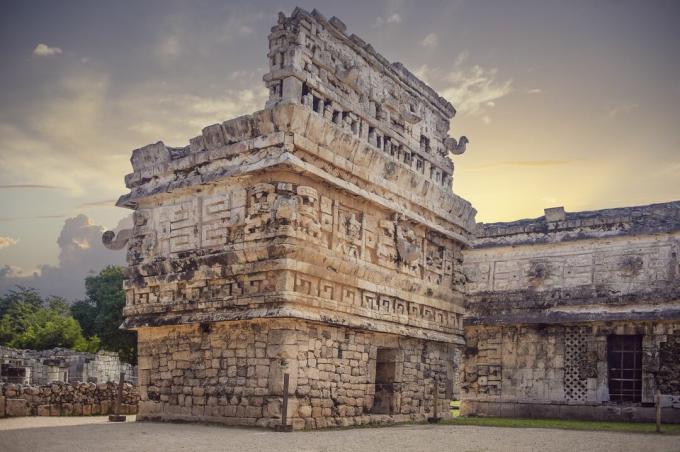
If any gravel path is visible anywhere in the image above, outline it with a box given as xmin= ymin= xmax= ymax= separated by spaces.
xmin=1 ymin=416 xmax=678 ymax=452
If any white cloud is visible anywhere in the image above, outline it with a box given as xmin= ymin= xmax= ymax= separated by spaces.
xmin=0 ymin=236 xmax=18 ymax=250
xmin=528 ymin=88 xmax=543 ymax=94
xmin=220 ymin=12 xmax=264 ymax=42
xmin=440 ymin=65 xmax=513 ymax=115
xmin=607 ymin=103 xmax=639 ymax=118
xmin=0 ymin=214 xmax=130 ymax=299
xmin=33 ymin=43 xmax=62 ymax=57
xmin=414 ymin=59 xmax=512 ymax=117
xmin=413 ymin=64 xmax=438 ymax=84
xmin=481 ymin=115 xmax=492 ymax=124
xmin=420 ymin=33 xmax=439 ymax=48
xmin=158 ymin=34 xmax=181 ymax=58
xmin=0 ymin=69 xmax=268 ymax=195
xmin=455 ymin=51 xmax=469 ymax=66
xmin=372 ymin=13 xmax=402 ymax=28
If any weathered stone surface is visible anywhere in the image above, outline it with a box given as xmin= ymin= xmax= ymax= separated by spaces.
xmin=5 ymin=398 xmax=29 ymax=417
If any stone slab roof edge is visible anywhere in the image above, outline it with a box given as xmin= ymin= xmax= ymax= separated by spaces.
xmin=121 ymin=306 xmax=464 ymax=345
xmin=464 ymin=308 xmax=680 ymax=326
xmin=115 ymin=143 xmax=475 ymax=244
xmin=475 ymin=199 xmax=680 ymax=238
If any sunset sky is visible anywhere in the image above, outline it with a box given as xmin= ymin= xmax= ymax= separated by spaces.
xmin=1 ymin=0 xmax=679 ymax=299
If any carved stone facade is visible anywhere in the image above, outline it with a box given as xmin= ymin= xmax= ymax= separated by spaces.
xmin=107 ymin=8 xmax=474 ymax=429
xmin=462 ymin=203 xmax=680 ymax=422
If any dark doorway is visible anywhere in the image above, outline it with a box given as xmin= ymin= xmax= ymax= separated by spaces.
xmin=607 ymin=335 xmax=643 ymax=403
xmin=373 ymin=348 xmax=397 ymax=414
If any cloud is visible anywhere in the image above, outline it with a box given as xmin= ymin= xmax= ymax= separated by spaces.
xmin=0 ymin=214 xmax=130 ymax=299
xmin=219 ymin=11 xmax=264 ymax=42
xmin=0 ymin=214 xmax=68 ymax=222
xmin=466 ymin=160 xmax=573 ymax=170
xmin=0 ymin=68 xmax=268 ymax=196
xmin=157 ymin=34 xmax=181 ymax=58
xmin=415 ymin=54 xmax=512 ymax=117
xmin=76 ymin=199 xmax=118 ymax=209
xmin=607 ymin=103 xmax=639 ymax=118
xmin=0 ymin=236 xmax=18 ymax=250
xmin=372 ymin=13 xmax=402 ymax=28
xmin=420 ymin=33 xmax=439 ymax=48
xmin=123 ymin=85 xmax=268 ymax=135
xmin=440 ymin=65 xmax=513 ymax=115
xmin=527 ymin=88 xmax=543 ymax=94
xmin=33 ymin=43 xmax=62 ymax=57
xmin=0 ymin=184 xmax=68 ymax=190
xmin=455 ymin=51 xmax=469 ymax=67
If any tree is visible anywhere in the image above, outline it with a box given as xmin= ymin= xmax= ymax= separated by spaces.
xmin=82 ymin=266 xmax=137 ymax=364
xmin=0 ymin=287 xmax=99 ymax=352
xmin=71 ymin=299 xmax=97 ymax=338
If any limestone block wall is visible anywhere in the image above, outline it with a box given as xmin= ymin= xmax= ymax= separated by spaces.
xmin=464 ymin=230 xmax=680 ymax=325
xmin=461 ymin=322 xmax=680 ymax=422
xmin=84 ymin=351 xmax=135 ymax=384
xmin=137 ymin=319 xmax=458 ymax=429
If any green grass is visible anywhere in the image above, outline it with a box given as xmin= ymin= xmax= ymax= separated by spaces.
xmin=442 ymin=416 xmax=680 ymax=435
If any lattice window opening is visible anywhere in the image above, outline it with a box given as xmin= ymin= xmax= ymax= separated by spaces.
xmin=563 ymin=327 xmax=589 ymax=402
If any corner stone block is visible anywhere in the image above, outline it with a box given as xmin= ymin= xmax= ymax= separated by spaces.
xmin=130 ymin=141 xmax=170 ymax=172
xmin=268 ymin=359 xmax=299 ymax=396
xmin=5 ymin=399 xmax=29 ymax=417
xmin=202 ymin=124 xmax=226 ymax=150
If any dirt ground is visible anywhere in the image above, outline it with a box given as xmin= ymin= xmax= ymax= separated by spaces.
xmin=0 ymin=416 xmax=679 ymax=452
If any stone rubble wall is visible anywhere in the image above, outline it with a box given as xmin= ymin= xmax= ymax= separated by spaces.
xmin=0 ymin=381 xmax=138 ymax=418
xmin=137 ymin=319 xmax=458 ymax=430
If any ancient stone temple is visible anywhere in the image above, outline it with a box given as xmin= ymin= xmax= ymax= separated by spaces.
xmin=106 ymin=6 xmax=680 ymax=429
xmin=105 ymin=8 xmax=475 ymax=429
xmin=462 ymin=202 xmax=680 ymax=422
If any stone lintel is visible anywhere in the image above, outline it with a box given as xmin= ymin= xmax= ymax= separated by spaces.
xmin=123 ymin=307 xmax=464 ymax=345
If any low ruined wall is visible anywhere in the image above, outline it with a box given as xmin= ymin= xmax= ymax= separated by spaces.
xmin=137 ymin=318 xmax=459 ymax=429
xmin=1 ymin=346 xmax=136 ymax=385
xmin=0 ymin=381 xmax=138 ymax=417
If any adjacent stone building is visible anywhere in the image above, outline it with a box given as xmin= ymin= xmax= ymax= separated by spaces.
xmin=462 ymin=203 xmax=680 ymax=422
xmin=105 ymin=8 xmax=475 ymax=429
